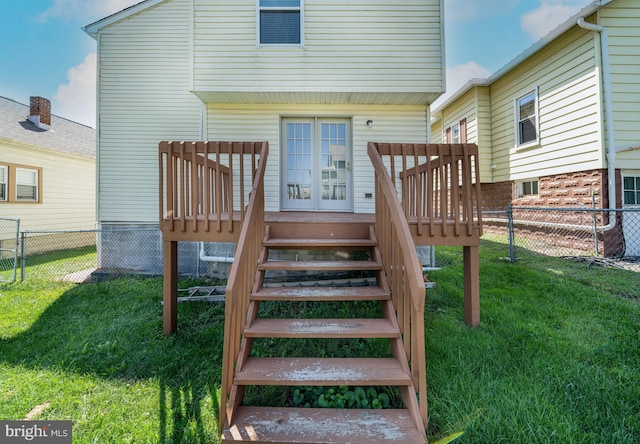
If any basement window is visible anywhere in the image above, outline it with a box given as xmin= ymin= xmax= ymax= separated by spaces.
xmin=623 ymin=175 xmax=640 ymax=205
xmin=516 ymin=179 xmax=538 ymax=198
xmin=259 ymin=0 xmax=302 ymax=45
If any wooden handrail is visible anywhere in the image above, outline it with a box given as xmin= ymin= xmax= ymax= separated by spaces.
xmin=367 ymin=142 xmax=428 ymax=428
xmin=395 ymin=143 xmax=483 ymax=238
xmin=159 ymin=141 xmax=263 ymax=237
xmin=219 ymin=141 xmax=268 ymax=430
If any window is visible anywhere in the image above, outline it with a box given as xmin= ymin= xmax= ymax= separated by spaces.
xmin=623 ymin=176 xmax=640 ymax=205
xmin=517 ymin=179 xmax=539 ymax=197
xmin=445 ymin=118 xmax=467 ymax=143
xmin=516 ymin=89 xmax=539 ymax=146
xmin=0 ymin=163 xmax=42 ymax=204
xmin=259 ymin=0 xmax=302 ymax=45
xmin=16 ymin=168 xmax=39 ymax=201
xmin=0 ymin=165 xmax=6 ymax=201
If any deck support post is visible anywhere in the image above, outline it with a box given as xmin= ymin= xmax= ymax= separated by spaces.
xmin=463 ymin=245 xmax=480 ymax=327
xmin=163 ymin=240 xmax=178 ymax=335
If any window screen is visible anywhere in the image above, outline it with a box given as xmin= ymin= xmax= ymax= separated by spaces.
xmin=260 ymin=0 xmax=301 ymax=44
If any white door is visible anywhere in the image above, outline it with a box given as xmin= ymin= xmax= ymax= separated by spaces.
xmin=281 ymin=118 xmax=352 ymax=211
xmin=623 ymin=175 xmax=640 ymax=256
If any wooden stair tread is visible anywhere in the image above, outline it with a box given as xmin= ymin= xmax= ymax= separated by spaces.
xmin=235 ymin=357 xmax=411 ymax=386
xmin=264 ymin=238 xmax=376 ymax=248
xmin=244 ymin=318 xmax=399 ymax=338
xmin=252 ymin=286 xmax=390 ymax=301
xmin=222 ymin=406 xmax=426 ymax=443
xmin=258 ymin=260 xmax=382 ymax=271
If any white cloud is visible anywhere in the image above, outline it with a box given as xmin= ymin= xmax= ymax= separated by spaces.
xmin=38 ymin=0 xmax=141 ymax=22
xmin=433 ymin=61 xmax=492 ymax=110
xmin=445 ymin=0 xmax=519 ymax=22
xmin=53 ymin=53 xmax=97 ymax=127
xmin=521 ymin=1 xmax=585 ymax=40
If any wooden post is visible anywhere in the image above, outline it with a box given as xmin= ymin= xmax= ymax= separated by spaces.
xmin=163 ymin=240 xmax=178 ymax=335
xmin=463 ymin=245 xmax=480 ymax=327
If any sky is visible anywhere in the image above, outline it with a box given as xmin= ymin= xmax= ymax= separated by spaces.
xmin=0 ymin=0 xmax=591 ymax=128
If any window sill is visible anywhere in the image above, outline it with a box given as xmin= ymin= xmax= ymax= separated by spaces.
xmin=513 ymin=141 xmax=540 ymax=153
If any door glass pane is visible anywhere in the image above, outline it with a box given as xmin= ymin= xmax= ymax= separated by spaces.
xmin=286 ymin=123 xmax=312 ymax=201
xmin=320 ymin=123 xmax=347 ymax=202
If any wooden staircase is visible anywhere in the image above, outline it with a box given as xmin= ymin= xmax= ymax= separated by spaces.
xmin=221 ymin=220 xmax=427 ymax=443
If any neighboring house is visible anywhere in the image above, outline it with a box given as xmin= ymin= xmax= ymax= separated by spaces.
xmin=431 ymin=0 xmax=640 ymax=256
xmin=0 ymin=96 xmax=96 ymax=232
xmin=84 ymin=0 xmax=445 ymax=275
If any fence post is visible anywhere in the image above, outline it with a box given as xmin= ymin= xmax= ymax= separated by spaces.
xmin=592 ymin=193 xmax=599 ymax=256
xmin=507 ymin=204 xmax=516 ymax=263
xmin=20 ymin=231 xmax=26 ymax=282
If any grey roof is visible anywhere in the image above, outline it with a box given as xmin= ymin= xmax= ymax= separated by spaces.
xmin=0 ymin=96 xmax=95 ymax=159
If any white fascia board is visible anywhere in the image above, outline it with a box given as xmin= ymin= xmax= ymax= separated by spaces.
xmin=433 ymin=0 xmax=613 ymax=116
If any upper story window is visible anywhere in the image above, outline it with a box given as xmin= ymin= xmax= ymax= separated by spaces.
xmin=516 ymin=88 xmax=539 ymax=146
xmin=0 ymin=163 xmax=42 ymax=204
xmin=259 ymin=0 xmax=302 ymax=45
xmin=623 ymin=175 xmax=640 ymax=205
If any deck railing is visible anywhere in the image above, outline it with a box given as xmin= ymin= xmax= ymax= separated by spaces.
xmin=219 ymin=142 xmax=269 ymax=430
xmin=367 ymin=142 xmax=428 ymax=428
xmin=372 ymin=143 xmax=483 ymax=242
xmin=159 ymin=141 xmax=267 ymax=241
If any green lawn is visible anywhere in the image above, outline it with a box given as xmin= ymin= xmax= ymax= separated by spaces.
xmin=1 ymin=239 xmax=638 ymax=443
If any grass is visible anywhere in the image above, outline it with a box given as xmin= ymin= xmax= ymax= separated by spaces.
xmin=0 ymin=238 xmax=638 ymax=443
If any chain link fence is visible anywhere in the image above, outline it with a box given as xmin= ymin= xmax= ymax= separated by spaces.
xmin=483 ymin=206 xmax=640 ymax=299
xmin=0 ymin=218 xmax=20 ymax=283
xmin=16 ymin=228 xmax=215 ymax=282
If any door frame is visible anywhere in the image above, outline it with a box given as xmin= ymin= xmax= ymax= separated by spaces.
xmin=280 ymin=116 xmax=353 ymax=212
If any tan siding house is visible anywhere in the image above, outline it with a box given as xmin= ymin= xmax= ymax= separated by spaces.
xmin=0 ymin=96 xmax=95 ymax=232
xmin=431 ymin=0 xmax=640 ymax=254
xmin=85 ymin=0 xmax=444 ymax=274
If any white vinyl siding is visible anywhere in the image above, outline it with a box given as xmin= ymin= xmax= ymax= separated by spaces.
xmin=490 ymin=26 xmax=602 ymax=182
xmin=206 ymin=104 xmax=427 ymax=214
xmin=0 ymin=144 xmax=95 ymax=231
xmin=193 ymin=0 xmax=443 ymax=104
xmin=97 ymin=0 xmax=201 ymax=223
xmin=600 ymin=0 xmax=640 ymax=169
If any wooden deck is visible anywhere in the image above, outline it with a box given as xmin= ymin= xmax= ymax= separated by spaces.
xmin=159 ymin=141 xmax=483 ymax=443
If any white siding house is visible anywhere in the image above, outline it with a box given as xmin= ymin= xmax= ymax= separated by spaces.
xmin=431 ymin=0 xmax=640 ymax=256
xmin=0 ymin=96 xmax=95 ymax=232
xmin=85 ymin=0 xmax=444 ymax=274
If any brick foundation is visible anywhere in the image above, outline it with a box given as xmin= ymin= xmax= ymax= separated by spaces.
xmin=482 ymin=169 xmax=625 ymax=257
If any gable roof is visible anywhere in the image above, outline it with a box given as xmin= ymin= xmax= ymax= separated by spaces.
xmin=433 ymin=0 xmax=613 ymax=117
xmin=83 ymin=0 xmax=168 ymax=38
xmin=0 ymin=96 xmax=95 ymax=159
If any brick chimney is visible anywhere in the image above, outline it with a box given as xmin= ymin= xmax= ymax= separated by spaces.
xmin=28 ymin=96 xmax=51 ymax=130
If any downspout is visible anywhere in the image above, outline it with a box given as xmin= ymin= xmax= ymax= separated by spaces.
xmin=577 ymin=17 xmax=617 ymax=231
